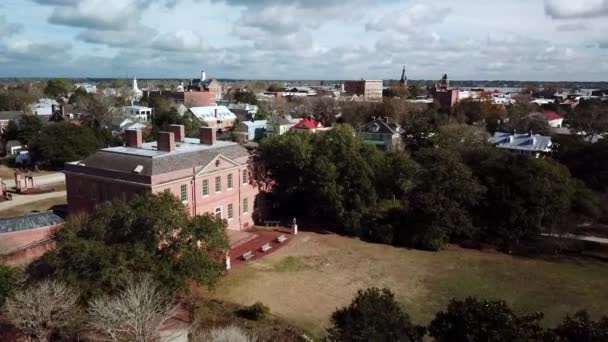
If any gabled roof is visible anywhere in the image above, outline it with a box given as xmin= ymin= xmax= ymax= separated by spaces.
xmin=292 ymin=117 xmax=322 ymax=130
xmin=492 ymin=132 xmax=552 ymax=152
xmin=357 ymin=118 xmax=402 ymax=135
xmin=544 ymin=110 xmax=563 ymax=121
xmin=190 ymin=106 xmax=237 ymax=122
xmin=268 ymin=115 xmax=297 ymax=126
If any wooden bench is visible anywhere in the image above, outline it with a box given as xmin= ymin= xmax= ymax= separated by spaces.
xmin=265 ymin=220 xmax=281 ymax=227
xmin=277 ymin=235 xmax=288 ymax=243
xmin=261 ymin=243 xmax=272 ymax=252
xmin=241 ymin=251 xmax=254 ymax=261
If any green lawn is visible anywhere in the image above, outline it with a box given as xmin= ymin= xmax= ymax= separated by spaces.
xmin=211 ymin=232 xmax=608 ymax=338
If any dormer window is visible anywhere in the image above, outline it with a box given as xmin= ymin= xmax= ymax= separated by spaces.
xmin=370 ymin=123 xmax=380 ymax=133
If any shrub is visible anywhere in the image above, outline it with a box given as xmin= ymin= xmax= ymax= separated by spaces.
xmin=239 ymin=302 xmax=270 ymax=321
xmin=196 ymin=325 xmax=258 ymax=342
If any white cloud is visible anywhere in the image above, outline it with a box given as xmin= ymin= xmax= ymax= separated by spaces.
xmin=544 ymin=0 xmax=608 ymax=19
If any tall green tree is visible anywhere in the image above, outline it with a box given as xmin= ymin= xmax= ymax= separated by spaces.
xmin=17 ymin=114 xmax=43 ymax=146
xmin=328 ymin=288 xmax=424 ymax=342
xmin=404 ymin=148 xmax=484 ymax=251
xmin=0 ymin=265 xmax=21 ymax=308
xmin=28 ymin=192 xmax=228 ymax=299
xmin=429 ymin=297 xmax=545 ymax=342
xmin=550 ymin=311 xmax=608 ymax=342
xmin=234 ymin=90 xmax=259 ymax=106
xmin=44 ymin=79 xmax=70 ymax=99
xmin=30 ymin=122 xmax=101 ymax=168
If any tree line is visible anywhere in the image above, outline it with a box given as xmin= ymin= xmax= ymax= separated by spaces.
xmin=329 ymin=287 xmax=608 ymax=342
xmin=258 ymin=125 xmax=602 ymax=252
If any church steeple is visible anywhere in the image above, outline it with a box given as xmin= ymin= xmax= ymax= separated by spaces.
xmin=399 ymin=65 xmax=408 ymax=88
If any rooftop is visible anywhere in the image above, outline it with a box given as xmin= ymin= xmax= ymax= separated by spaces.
xmin=0 ymin=211 xmax=64 ymax=234
xmin=493 ymin=132 xmax=552 ymax=152
xmin=101 ymin=138 xmax=238 ymax=158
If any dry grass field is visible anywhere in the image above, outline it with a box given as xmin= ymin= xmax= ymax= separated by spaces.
xmin=211 ymin=231 xmax=608 ymax=338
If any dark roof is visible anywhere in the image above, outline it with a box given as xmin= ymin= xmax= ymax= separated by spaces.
xmin=357 ymin=118 xmax=402 ymax=135
xmin=268 ymin=115 xmax=293 ymax=125
xmin=0 ymin=211 xmax=64 ymax=233
xmin=0 ymin=111 xmax=23 ymax=121
xmin=76 ymin=144 xmax=250 ymax=177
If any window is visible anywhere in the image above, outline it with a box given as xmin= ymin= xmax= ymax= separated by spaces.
xmin=215 ymin=207 xmax=222 ymax=220
xmin=202 ymin=180 xmax=209 ymax=197
xmin=227 ymin=204 xmax=234 ymax=219
xmin=180 ymin=184 xmax=188 ymax=202
xmin=215 ymin=176 xmax=221 ymax=193
xmin=243 ymin=198 xmax=249 ymax=214
xmin=242 ymin=169 xmax=248 ymax=185
xmin=227 ymin=174 xmax=233 ymax=190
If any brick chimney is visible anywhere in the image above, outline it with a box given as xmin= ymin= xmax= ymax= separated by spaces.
xmin=126 ymin=129 xmax=143 ymax=148
xmin=200 ymin=127 xmax=216 ymax=145
xmin=158 ymin=132 xmax=176 ymax=152
xmin=169 ymin=124 xmax=185 ymax=142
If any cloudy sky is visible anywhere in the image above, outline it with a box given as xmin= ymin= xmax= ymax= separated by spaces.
xmin=0 ymin=0 xmax=607 ymax=80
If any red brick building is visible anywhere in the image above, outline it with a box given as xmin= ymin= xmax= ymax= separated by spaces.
xmin=65 ymin=125 xmax=260 ymax=231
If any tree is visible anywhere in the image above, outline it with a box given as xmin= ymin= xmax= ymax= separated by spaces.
xmin=28 ymin=192 xmax=229 ymax=299
xmin=550 ymin=310 xmax=608 ymax=342
xmin=30 ymin=122 xmax=101 ymax=168
xmin=234 ymin=90 xmax=259 ymax=106
xmin=5 ymin=280 xmax=82 ymax=342
xmin=17 ymin=114 xmax=43 ymax=146
xmin=428 ymin=297 xmax=545 ymax=342
xmin=0 ymin=265 xmax=20 ymax=308
xmin=567 ymin=99 xmax=608 ymax=141
xmin=76 ymin=94 xmax=121 ymax=129
xmin=404 ymin=148 xmax=484 ymax=250
xmin=328 ymin=288 xmax=424 ymax=342
xmin=68 ymin=86 xmax=88 ymax=104
xmin=88 ymin=274 xmax=180 ymax=342
xmin=556 ymin=137 xmax=608 ymax=192
xmin=44 ymin=78 xmax=70 ymax=99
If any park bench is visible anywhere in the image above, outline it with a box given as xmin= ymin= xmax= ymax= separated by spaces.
xmin=261 ymin=243 xmax=272 ymax=252
xmin=277 ymin=235 xmax=288 ymax=243
xmin=265 ymin=220 xmax=281 ymax=227
xmin=241 ymin=251 xmax=254 ymax=261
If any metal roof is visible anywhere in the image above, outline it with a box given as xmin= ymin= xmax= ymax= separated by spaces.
xmin=0 ymin=211 xmax=64 ymax=234
xmin=493 ymin=132 xmax=552 ymax=152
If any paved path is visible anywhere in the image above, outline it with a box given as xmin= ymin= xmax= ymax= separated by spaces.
xmin=0 ymin=191 xmax=67 ymax=212
xmin=542 ymin=233 xmax=608 ymax=245
xmin=2 ymin=172 xmax=65 ymax=188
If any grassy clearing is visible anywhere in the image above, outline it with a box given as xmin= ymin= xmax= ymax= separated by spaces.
xmin=211 ymin=232 xmax=608 ymax=339
xmin=0 ymin=196 xmax=67 ymax=217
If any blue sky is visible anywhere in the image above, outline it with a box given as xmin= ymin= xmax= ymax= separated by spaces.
xmin=0 ymin=0 xmax=607 ymax=80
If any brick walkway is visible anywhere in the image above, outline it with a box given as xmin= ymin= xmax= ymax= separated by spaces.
xmin=228 ymin=229 xmax=294 ymax=269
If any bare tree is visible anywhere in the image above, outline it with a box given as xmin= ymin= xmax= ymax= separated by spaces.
xmin=87 ymin=275 xmax=181 ymax=342
xmin=76 ymin=94 xmax=121 ymax=129
xmin=192 ymin=325 xmax=258 ymax=342
xmin=4 ymin=280 xmax=81 ymax=342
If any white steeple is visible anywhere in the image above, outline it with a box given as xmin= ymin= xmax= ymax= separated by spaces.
xmin=133 ymin=77 xmax=140 ymax=92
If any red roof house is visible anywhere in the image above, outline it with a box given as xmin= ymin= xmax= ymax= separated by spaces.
xmin=544 ymin=110 xmax=564 ymax=128
xmin=291 ymin=117 xmax=328 ymax=133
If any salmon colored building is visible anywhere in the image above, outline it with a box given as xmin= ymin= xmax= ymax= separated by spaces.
xmin=65 ymin=125 xmax=259 ymax=231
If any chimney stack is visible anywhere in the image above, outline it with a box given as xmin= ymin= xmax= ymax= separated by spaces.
xmin=214 ymin=108 xmax=218 ymax=118
xmin=157 ymin=132 xmax=176 ymax=152
xmin=169 ymin=124 xmax=185 ymax=142
xmin=200 ymin=127 xmax=216 ymax=146
xmin=126 ymin=129 xmax=143 ymax=148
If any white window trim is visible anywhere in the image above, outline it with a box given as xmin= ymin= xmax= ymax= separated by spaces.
xmin=202 ymin=180 xmax=209 ymax=198
xmin=227 ymin=204 xmax=234 ymax=221
xmin=215 ymin=176 xmax=222 ymax=194
xmin=242 ymin=198 xmax=249 ymax=214
xmin=227 ymin=174 xmax=234 ymax=191
xmin=214 ymin=206 xmax=223 ymax=220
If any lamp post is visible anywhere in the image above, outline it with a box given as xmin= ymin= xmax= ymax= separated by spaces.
xmin=292 ymin=217 xmax=298 ymax=235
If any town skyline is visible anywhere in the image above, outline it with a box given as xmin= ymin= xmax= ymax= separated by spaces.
xmin=0 ymin=0 xmax=607 ymax=81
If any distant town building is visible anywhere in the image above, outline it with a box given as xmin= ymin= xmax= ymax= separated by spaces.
xmin=142 ymin=70 xmax=221 ymax=107
xmin=290 ymin=117 xmax=331 ymax=133
xmin=430 ymin=74 xmax=459 ymax=108
xmin=187 ymin=70 xmax=222 ymax=101
xmin=492 ymin=132 xmax=553 ymax=158
xmin=29 ymin=98 xmax=58 ymax=116
xmin=121 ymin=105 xmax=153 ymax=122
xmin=74 ymin=83 xmax=98 ymax=94
xmin=0 ymin=111 xmax=22 ymax=132
xmin=544 ymin=110 xmax=564 ymax=128
xmin=356 ymin=117 xmax=404 ymax=152
xmin=189 ymin=106 xmax=237 ymax=130
xmin=131 ymin=77 xmax=143 ymax=102
xmin=234 ymin=120 xmax=267 ymax=141
xmin=265 ymin=115 xmax=299 ymax=137
xmin=344 ymin=80 xmax=383 ymax=101
xmin=65 ymin=126 xmax=259 ymax=231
